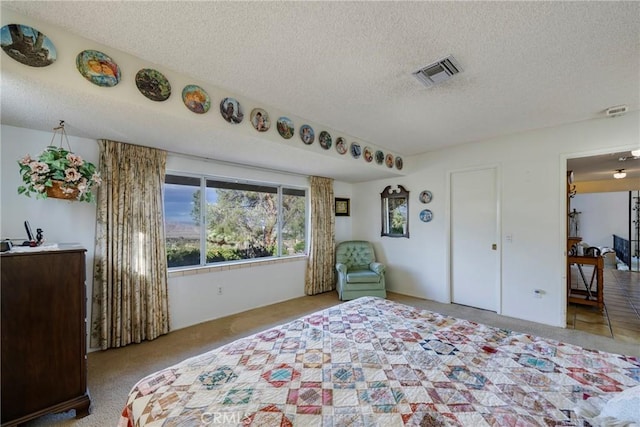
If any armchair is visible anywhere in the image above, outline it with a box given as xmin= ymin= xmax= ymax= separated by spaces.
xmin=335 ymin=240 xmax=386 ymax=300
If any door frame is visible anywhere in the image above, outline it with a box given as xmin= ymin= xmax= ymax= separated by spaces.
xmin=446 ymin=164 xmax=502 ymax=314
xmin=560 ymin=145 xmax=638 ymax=322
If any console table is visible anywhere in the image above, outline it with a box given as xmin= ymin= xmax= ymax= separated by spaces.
xmin=567 ymin=254 xmax=604 ymax=310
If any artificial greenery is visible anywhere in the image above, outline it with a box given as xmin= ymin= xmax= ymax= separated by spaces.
xmin=17 ymin=145 xmax=101 ymax=203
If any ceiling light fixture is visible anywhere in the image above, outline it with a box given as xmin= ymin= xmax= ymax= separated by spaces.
xmin=613 ymin=169 xmax=626 ymax=179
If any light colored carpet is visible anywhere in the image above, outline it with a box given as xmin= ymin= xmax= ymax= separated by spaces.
xmin=27 ymin=291 xmax=640 ymax=426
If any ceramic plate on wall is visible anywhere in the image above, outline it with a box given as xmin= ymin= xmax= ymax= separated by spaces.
xmin=350 ymin=142 xmax=361 ymax=159
xmin=419 ymin=190 xmax=433 ymax=204
xmin=385 ymin=153 xmax=394 ymax=168
xmin=319 ymin=131 xmax=332 ymax=150
xmin=1 ymin=24 xmax=56 ymax=67
xmin=363 ymin=146 xmax=373 ymax=162
xmin=300 ymin=124 xmax=314 ymax=144
xmin=395 ymin=156 xmax=403 ymax=170
xmin=135 ymin=68 xmax=171 ymax=101
xmin=250 ymin=108 xmax=270 ymax=132
xmin=76 ymin=49 xmax=121 ymax=87
xmin=277 ymin=117 xmax=294 ymax=139
xmin=182 ymin=84 xmax=210 ymax=114
xmin=375 ymin=150 xmax=384 ymax=165
xmin=419 ymin=209 xmax=433 ymax=222
xmin=335 ymin=137 xmax=347 ymax=154
xmin=220 ymin=97 xmax=244 ymax=124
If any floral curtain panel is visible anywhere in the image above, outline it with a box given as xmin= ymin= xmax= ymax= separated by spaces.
xmin=91 ymin=140 xmax=169 ymax=350
xmin=305 ymin=176 xmax=336 ymax=295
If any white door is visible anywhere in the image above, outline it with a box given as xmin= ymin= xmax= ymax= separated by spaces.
xmin=451 ymin=167 xmax=499 ymax=311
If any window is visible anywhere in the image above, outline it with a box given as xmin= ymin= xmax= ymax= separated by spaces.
xmin=164 ymin=173 xmax=306 ymax=268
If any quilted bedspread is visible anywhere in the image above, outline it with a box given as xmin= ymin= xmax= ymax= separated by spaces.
xmin=120 ymin=297 xmax=640 ymax=426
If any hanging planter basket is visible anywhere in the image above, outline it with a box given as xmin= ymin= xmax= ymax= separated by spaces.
xmin=46 ymin=180 xmax=80 ymax=200
xmin=17 ymin=120 xmax=101 ymax=203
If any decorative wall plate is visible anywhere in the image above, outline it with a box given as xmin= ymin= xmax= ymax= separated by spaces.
xmin=182 ymin=84 xmax=210 ymax=114
xmin=335 ymin=137 xmax=347 ymax=154
xmin=363 ymin=146 xmax=373 ymax=163
xmin=350 ymin=142 xmax=361 ymax=159
xmin=76 ymin=49 xmax=121 ymax=87
xmin=1 ymin=24 xmax=56 ymax=67
xmin=220 ymin=97 xmax=244 ymax=124
xmin=250 ymin=108 xmax=270 ymax=132
xmin=385 ymin=153 xmax=394 ymax=168
xmin=395 ymin=156 xmax=404 ymax=170
xmin=419 ymin=190 xmax=433 ymax=204
xmin=299 ymin=124 xmax=314 ymax=144
xmin=319 ymin=131 xmax=332 ymax=150
xmin=277 ymin=117 xmax=294 ymax=139
xmin=375 ymin=150 xmax=384 ymax=165
xmin=135 ymin=68 xmax=171 ymax=101
xmin=419 ymin=209 xmax=433 ymax=222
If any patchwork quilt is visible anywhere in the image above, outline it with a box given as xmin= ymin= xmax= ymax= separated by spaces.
xmin=119 ymin=297 xmax=640 ymax=426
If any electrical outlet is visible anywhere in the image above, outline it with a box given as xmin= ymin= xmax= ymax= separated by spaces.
xmin=217 ymin=286 xmax=223 ymax=295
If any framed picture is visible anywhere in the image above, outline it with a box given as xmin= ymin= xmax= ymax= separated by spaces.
xmin=335 ymin=198 xmax=350 ymax=216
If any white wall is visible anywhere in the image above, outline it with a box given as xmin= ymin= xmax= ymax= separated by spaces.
xmin=334 ymin=180 xmax=354 ymax=243
xmin=1 ymin=125 xmax=354 ymax=342
xmin=571 ymin=192 xmax=628 ymax=249
xmin=3 ymin=117 xmax=638 ymax=336
xmin=350 ymin=112 xmax=639 ymax=327
xmin=168 ymin=259 xmax=309 ymax=330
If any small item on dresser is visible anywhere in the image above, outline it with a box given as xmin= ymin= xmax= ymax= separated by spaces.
xmin=0 ymin=240 xmax=12 ymax=252
xmin=36 ymin=228 xmax=44 ymax=245
xmin=24 ymin=220 xmax=34 ymax=242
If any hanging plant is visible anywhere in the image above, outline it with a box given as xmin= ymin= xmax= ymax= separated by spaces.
xmin=17 ymin=121 xmax=101 ymax=203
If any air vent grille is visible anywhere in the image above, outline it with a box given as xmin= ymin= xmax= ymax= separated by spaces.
xmin=413 ymin=55 xmax=462 ymax=88
xmin=605 ymin=105 xmax=628 ymax=117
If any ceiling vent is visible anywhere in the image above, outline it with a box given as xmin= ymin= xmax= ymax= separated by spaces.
xmin=412 ymin=55 xmax=462 ymax=88
xmin=606 ymin=105 xmax=628 ymax=117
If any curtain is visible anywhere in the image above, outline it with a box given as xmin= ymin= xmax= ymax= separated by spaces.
xmin=305 ymin=176 xmax=336 ymax=295
xmin=91 ymin=140 xmax=169 ymax=350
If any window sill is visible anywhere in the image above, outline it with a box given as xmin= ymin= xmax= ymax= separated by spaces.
xmin=168 ymin=255 xmax=307 ymax=278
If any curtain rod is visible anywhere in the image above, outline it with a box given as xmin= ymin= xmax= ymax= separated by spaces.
xmin=166 ymin=150 xmax=311 ymax=179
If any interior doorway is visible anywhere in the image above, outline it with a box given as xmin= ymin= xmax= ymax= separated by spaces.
xmin=566 ymin=151 xmax=640 ymax=342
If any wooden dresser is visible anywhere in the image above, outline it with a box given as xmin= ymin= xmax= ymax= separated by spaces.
xmin=1 ymin=246 xmax=91 ymax=426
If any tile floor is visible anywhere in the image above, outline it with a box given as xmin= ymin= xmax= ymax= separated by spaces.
xmin=567 ymin=267 xmax=640 ymax=344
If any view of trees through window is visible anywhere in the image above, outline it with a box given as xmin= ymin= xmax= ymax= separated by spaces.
xmin=164 ymin=174 xmax=306 ymax=268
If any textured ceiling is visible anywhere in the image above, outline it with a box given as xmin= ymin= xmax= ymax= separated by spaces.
xmin=1 ymin=1 xmax=639 ymax=182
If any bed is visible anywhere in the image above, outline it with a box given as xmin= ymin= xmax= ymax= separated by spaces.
xmin=119 ymin=297 xmax=640 ymax=426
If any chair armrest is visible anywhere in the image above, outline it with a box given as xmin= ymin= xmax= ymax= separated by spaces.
xmin=336 ymin=263 xmax=348 ymax=274
xmin=370 ymin=262 xmax=385 ymax=274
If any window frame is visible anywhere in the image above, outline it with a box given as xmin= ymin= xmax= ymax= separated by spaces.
xmin=164 ymin=171 xmax=308 ymax=270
